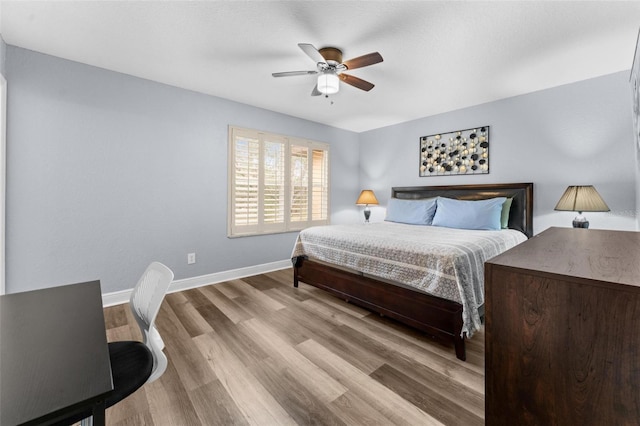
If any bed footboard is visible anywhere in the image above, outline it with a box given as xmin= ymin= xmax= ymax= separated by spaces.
xmin=293 ymin=256 xmax=466 ymax=361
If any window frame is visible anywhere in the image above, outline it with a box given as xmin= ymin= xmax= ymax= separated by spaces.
xmin=227 ymin=126 xmax=330 ymax=237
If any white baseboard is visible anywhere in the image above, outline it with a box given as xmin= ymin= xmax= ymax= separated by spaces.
xmin=101 ymin=259 xmax=292 ymax=307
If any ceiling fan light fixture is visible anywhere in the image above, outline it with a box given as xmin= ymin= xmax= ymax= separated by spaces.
xmin=273 ymin=43 xmax=382 ymax=96
xmin=317 ymin=71 xmax=339 ymax=95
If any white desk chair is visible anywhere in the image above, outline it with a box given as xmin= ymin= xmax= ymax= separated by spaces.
xmin=57 ymin=262 xmax=174 ymax=426
xmin=129 ymin=261 xmax=174 ymax=383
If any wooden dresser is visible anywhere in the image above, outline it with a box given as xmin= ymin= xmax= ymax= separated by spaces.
xmin=485 ymin=226 xmax=640 ymax=425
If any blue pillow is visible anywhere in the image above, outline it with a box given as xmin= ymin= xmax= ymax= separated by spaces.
xmin=385 ymin=197 xmax=438 ymax=225
xmin=432 ymin=197 xmax=507 ymax=230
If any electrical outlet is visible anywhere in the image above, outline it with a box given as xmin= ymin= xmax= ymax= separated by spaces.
xmin=187 ymin=253 xmax=196 ymax=265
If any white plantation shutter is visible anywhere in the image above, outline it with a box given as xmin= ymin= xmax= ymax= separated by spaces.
xmin=261 ymin=136 xmax=286 ymax=233
xmin=231 ymin=129 xmax=260 ymax=233
xmin=263 ymin=139 xmax=285 ymax=225
xmin=228 ymin=126 xmax=329 ymax=237
xmin=311 ymin=149 xmax=329 ymax=221
xmin=290 ymin=144 xmax=309 ymax=224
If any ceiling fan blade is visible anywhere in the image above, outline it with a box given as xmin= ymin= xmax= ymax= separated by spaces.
xmin=311 ymin=85 xmax=322 ymax=96
xmin=342 ymin=52 xmax=383 ymax=70
xmin=272 ymin=70 xmax=318 ymax=77
xmin=339 ymin=73 xmax=375 ymax=91
xmin=298 ymin=43 xmax=326 ymax=64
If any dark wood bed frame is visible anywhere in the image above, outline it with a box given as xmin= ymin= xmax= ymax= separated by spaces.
xmin=293 ymin=182 xmax=533 ymax=361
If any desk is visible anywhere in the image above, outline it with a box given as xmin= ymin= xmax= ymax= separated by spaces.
xmin=1 ymin=281 xmax=113 ymax=425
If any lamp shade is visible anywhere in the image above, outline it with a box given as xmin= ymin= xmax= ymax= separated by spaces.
xmin=554 ymin=185 xmax=610 ymax=212
xmin=356 ymin=190 xmax=379 ymax=205
xmin=317 ymin=72 xmax=339 ymax=95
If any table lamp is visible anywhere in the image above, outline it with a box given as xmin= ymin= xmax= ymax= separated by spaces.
xmin=356 ymin=190 xmax=379 ymax=222
xmin=554 ymin=185 xmax=609 ymax=228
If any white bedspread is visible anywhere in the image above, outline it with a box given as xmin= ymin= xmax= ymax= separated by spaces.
xmin=291 ymin=222 xmax=527 ymax=338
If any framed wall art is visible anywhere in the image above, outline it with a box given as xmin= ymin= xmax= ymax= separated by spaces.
xmin=419 ymin=126 xmax=490 ymax=177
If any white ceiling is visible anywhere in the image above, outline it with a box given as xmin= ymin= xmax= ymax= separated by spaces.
xmin=2 ymin=1 xmax=640 ymax=133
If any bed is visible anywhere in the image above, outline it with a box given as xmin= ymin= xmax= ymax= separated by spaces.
xmin=291 ymin=182 xmax=533 ymax=361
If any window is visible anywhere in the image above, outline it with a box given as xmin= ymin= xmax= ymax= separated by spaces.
xmin=228 ymin=126 xmax=329 ymax=237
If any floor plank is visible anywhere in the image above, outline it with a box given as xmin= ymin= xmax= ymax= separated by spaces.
xmin=370 ymin=363 xmax=483 ymax=426
xmin=194 ymin=331 xmax=296 ymax=425
xmin=249 ymin=356 xmax=347 ymax=426
xmin=100 ymin=267 xmax=485 ymax=425
xmin=296 ymin=339 xmax=444 ymax=426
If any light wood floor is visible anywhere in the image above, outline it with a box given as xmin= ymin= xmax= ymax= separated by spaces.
xmin=101 ymin=268 xmax=485 ymax=425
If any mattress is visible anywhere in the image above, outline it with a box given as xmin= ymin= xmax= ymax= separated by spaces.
xmin=292 ymin=222 xmax=527 ymax=337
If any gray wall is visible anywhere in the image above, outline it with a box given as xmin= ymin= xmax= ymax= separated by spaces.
xmin=637 ymin=137 xmax=640 ymax=230
xmin=0 ymin=35 xmax=6 ymax=76
xmin=5 ymin=46 xmax=359 ymax=293
xmin=359 ymin=71 xmax=637 ymax=234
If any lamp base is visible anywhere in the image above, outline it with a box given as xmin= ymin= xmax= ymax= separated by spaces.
xmin=364 ymin=208 xmax=371 ymax=223
xmin=572 ymin=212 xmax=589 ymax=228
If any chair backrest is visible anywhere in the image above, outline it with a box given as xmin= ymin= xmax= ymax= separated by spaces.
xmin=129 ymin=261 xmax=174 ymax=383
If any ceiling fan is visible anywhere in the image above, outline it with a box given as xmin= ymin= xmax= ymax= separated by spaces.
xmin=272 ymin=43 xmax=383 ymax=96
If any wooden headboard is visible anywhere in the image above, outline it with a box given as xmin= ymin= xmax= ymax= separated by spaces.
xmin=391 ymin=182 xmax=534 ymax=238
